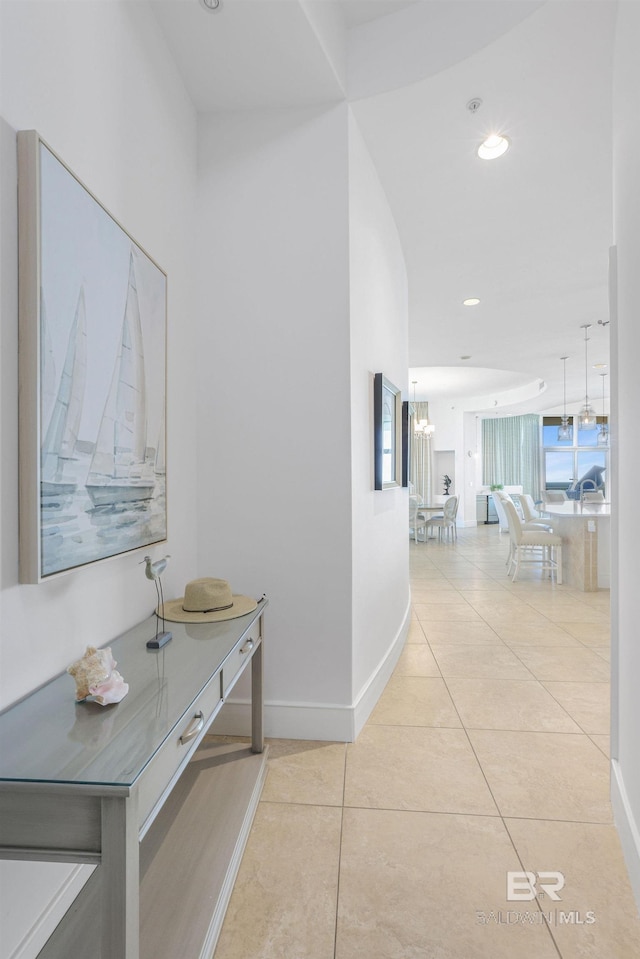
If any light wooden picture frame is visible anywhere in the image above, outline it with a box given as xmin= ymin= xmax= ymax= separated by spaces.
xmin=18 ymin=131 xmax=168 ymax=583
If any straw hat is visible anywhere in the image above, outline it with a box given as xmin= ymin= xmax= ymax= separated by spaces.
xmin=159 ymin=577 xmax=257 ymax=624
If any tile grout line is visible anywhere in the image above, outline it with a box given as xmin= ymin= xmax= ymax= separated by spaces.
xmin=368 ymin=719 xmax=593 ymax=735
xmin=332 ymin=743 xmax=349 ymax=959
xmin=500 ymin=816 xmax=565 ymax=959
xmin=537 ymin=681 xmax=610 ymax=741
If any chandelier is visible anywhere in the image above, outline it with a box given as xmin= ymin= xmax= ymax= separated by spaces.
xmin=412 ymin=381 xmax=435 ymax=437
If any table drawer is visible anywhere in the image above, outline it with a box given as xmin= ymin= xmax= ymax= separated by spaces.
xmin=137 ymin=670 xmax=223 ymax=832
xmin=222 ymin=629 xmax=259 ymax=697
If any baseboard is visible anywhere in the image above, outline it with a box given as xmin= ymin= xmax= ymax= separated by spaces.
xmin=211 ymin=599 xmax=411 ymax=743
xmin=351 ymin=600 xmax=411 ymax=740
xmin=210 ymin=699 xmax=355 ymax=742
xmin=611 ymin=759 xmax=640 ymax=913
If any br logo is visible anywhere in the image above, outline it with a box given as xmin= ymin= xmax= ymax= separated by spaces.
xmin=507 ymin=871 xmax=565 ymax=901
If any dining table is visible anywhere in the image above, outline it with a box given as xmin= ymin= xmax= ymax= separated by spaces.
xmin=415 ymin=502 xmax=446 ymax=540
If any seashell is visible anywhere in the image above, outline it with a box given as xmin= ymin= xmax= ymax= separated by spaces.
xmin=67 ymin=646 xmax=127 ymax=705
xmin=89 ymin=669 xmax=129 ymax=705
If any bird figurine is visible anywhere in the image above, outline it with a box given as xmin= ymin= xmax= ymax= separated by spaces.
xmin=141 ymin=554 xmax=172 ymax=649
xmin=143 ymin=554 xmax=170 ymax=581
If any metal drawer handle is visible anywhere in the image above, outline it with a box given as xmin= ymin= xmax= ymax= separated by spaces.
xmin=240 ymin=639 xmax=255 ymax=655
xmin=180 ymin=711 xmax=204 ymax=745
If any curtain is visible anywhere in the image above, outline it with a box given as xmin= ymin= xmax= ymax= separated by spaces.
xmin=482 ymin=414 xmax=542 ymax=498
xmin=410 ymin=402 xmax=435 ymax=503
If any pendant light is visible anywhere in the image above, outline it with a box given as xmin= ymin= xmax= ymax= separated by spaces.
xmin=578 ymin=324 xmax=597 ymax=429
xmin=557 ymin=355 xmax=572 ymax=441
xmin=597 ymin=373 xmax=609 ymax=446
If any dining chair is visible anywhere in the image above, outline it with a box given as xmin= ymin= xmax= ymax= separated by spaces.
xmin=493 ymin=491 xmax=552 ymax=567
xmin=492 ymin=491 xmax=546 ymax=530
xmin=490 ymin=492 xmax=510 ymax=533
xmin=502 ymin=498 xmax=563 ymax=584
xmin=409 ymin=496 xmax=428 ymax=543
xmin=425 ymin=495 xmax=458 ymax=542
xmin=519 ymin=493 xmax=554 ymax=531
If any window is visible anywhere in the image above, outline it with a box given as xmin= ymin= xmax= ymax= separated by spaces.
xmin=544 ymin=450 xmax=574 ymax=490
xmin=542 ymin=416 xmax=608 ymax=497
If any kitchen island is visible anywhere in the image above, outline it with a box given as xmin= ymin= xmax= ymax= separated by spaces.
xmin=541 ymin=501 xmax=610 ymax=591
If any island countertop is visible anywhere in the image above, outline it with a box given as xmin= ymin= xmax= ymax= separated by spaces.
xmin=542 ymin=501 xmax=611 ymax=518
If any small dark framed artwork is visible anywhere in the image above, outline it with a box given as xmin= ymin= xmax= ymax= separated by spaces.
xmin=401 ymin=400 xmax=409 ymax=488
xmin=374 ymin=373 xmax=403 ymax=490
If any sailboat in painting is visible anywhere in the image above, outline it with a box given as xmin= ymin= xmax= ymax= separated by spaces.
xmin=154 ymin=405 xmax=166 ymax=476
xmin=40 ymin=298 xmax=57 ymax=437
xmin=85 ymin=250 xmax=155 ymax=507
xmin=41 ymin=288 xmax=87 ymax=497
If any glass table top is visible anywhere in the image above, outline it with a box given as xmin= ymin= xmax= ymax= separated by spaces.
xmin=0 ymin=604 xmax=264 ymax=788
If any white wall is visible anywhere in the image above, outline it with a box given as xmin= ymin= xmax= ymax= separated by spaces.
xmin=196 ymin=103 xmax=355 ymax=739
xmin=611 ymin=0 xmax=640 ymax=911
xmin=196 ymin=103 xmax=410 ymax=741
xmin=425 ymin=400 xmax=467 ymax=520
xmin=0 ymin=0 xmax=199 ymax=707
xmin=0 ymin=1 xmax=199 ymax=954
xmin=348 ymin=113 xmax=409 ymax=729
xmin=462 ymin=412 xmax=482 ymax=521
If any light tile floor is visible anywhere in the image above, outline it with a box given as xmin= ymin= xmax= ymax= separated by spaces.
xmin=213 ymin=524 xmax=640 ymax=959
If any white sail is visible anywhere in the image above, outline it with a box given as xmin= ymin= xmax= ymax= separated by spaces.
xmin=41 ymin=287 xmax=87 ymax=488
xmin=40 ymin=296 xmax=57 ymax=439
xmin=154 ymin=405 xmax=166 ymax=475
xmin=86 ymin=250 xmax=153 ymax=506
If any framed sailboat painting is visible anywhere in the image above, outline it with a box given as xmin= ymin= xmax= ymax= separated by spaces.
xmin=18 ymin=131 xmax=168 ymax=582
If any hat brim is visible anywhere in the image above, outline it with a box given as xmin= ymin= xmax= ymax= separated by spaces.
xmin=158 ymin=594 xmax=258 ymax=624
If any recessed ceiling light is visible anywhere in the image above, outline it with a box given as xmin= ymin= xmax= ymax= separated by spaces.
xmin=478 ymin=134 xmax=510 ymax=160
xmin=463 ymin=298 xmax=480 ymax=307
xmin=592 ymin=363 xmax=608 ymax=369
xmin=200 ymin=0 xmax=222 ymax=11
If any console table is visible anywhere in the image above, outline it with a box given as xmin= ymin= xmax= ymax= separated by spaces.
xmin=0 ymin=600 xmax=268 ymax=959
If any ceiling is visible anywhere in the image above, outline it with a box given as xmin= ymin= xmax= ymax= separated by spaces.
xmin=339 ymin=0 xmax=418 ymax=28
xmin=150 ymin=0 xmax=615 ymax=416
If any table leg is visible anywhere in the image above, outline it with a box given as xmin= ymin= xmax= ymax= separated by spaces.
xmin=251 ymin=631 xmax=264 ymax=755
xmin=101 ymin=793 xmax=139 ymax=958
